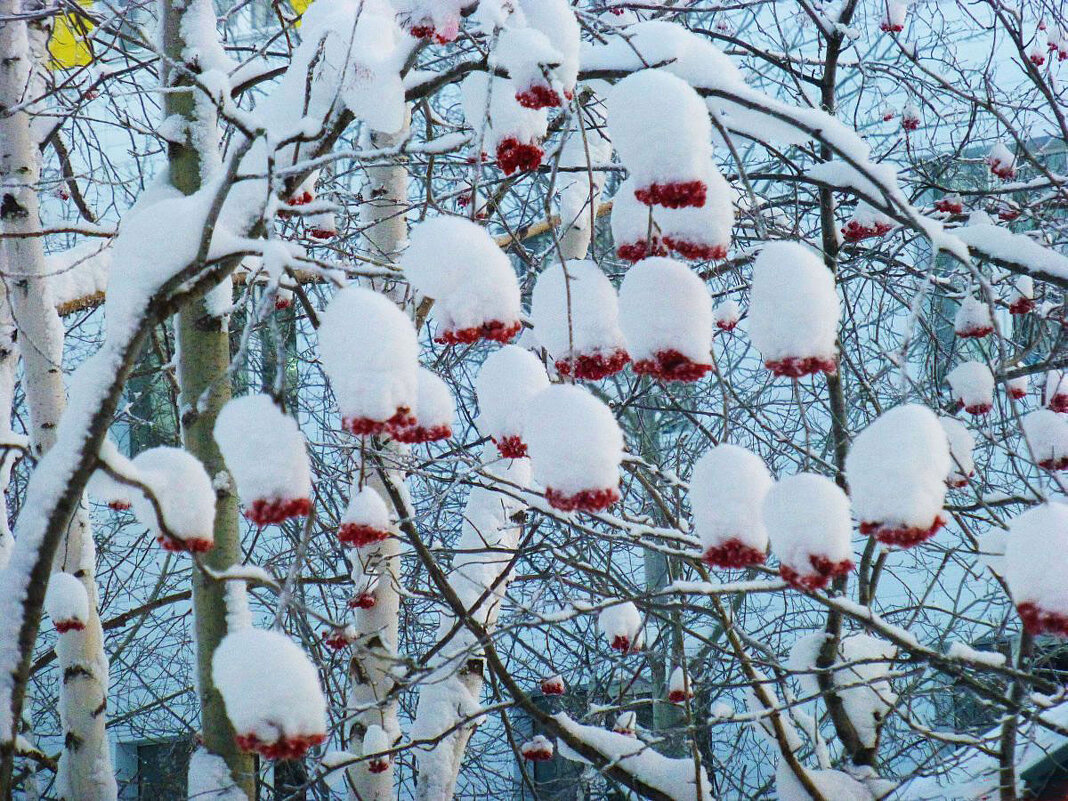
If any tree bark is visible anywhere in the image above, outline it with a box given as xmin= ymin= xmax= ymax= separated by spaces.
xmin=0 ymin=4 xmax=114 ymax=798
xmin=159 ymin=0 xmax=255 ymax=795
xmin=347 ymin=116 xmax=411 ymax=801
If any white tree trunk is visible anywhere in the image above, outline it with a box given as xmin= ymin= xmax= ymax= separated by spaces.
xmin=347 ymin=116 xmax=411 ymax=801
xmin=0 ymin=6 xmax=114 ymax=798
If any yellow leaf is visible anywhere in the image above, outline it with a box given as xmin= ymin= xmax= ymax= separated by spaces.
xmin=289 ymin=0 xmax=311 ymax=27
xmin=48 ymin=10 xmax=95 ymax=70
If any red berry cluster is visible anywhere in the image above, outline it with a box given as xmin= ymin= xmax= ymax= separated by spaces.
xmin=156 ymin=533 xmax=213 ymax=554
xmin=1017 ymin=602 xmax=1068 ymax=637
xmin=337 ymin=523 xmax=391 ymax=548
xmin=616 ymin=238 xmax=667 ymax=263
xmin=934 ymin=198 xmax=963 ymax=215
xmin=515 ymin=84 xmax=563 ymax=110
xmin=245 ymin=497 xmax=312 ymax=527
xmin=55 ymin=619 xmax=86 ymax=634
xmin=540 ymin=677 xmax=565 ymax=696
xmin=545 ymin=486 xmax=620 ymax=514
xmin=496 ymin=138 xmax=544 ymax=175
xmin=842 ymin=219 xmax=894 ymax=242
xmin=389 ymin=422 xmax=452 ymax=444
xmin=435 ymin=319 xmax=522 ymax=346
xmin=493 ymin=435 xmax=528 ymax=459
xmin=344 ymin=407 xmax=416 ymax=437
xmin=349 ymin=592 xmax=377 ymax=610
xmin=765 ymin=356 xmax=838 ymax=379
xmin=236 ymin=732 xmax=326 ymax=761
xmin=956 ymin=322 xmax=994 ymax=339
xmin=701 ymin=539 xmax=767 ymax=569
xmin=554 ymin=350 xmax=630 ymax=381
xmin=860 ymin=515 xmax=945 ymax=548
xmin=779 ymin=555 xmax=854 ymax=592
xmin=663 ymin=237 xmax=728 ymax=261
xmin=633 ymin=349 xmax=712 ymax=382
xmin=634 ymin=180 xmax=707 ymax=209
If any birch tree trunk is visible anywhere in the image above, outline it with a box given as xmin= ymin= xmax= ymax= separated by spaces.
xmin=159 ymin=0 xmax=254 ymax=795
xmin=347 ymin=116 xmax=412 ymax=801
xmin=0 ymin=4 xmax=114 ymax=798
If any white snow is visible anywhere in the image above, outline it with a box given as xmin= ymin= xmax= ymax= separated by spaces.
xmin=986 ymin=141 xmax=1016 ymax=179
xmin=939 ymin=416 xmax=976 ymax=487
xmin=524 ymin=384 xmax=624 ymax=509
xmin=954 ymin=295 xmax=994 ymax=338
xmin=213 ymin=394 xmax=311 ymax=511
xmin=747 ymin=242 xmax=839 ymax=371
xmin=517 ymin=0 xmax=579 ymax=97
xmin=187 ymin=748 xmax=247 ymax=801
xmin=1005 ymin=503 xmax=1068 ymax=633
xmin=1020 ymin=409 xmax=1068 ymax=470
xmin=946 ymin=361 xmax=995 ymax=415
xmin=845 ymin=404 xmax=950 ymax=542
xmin=713 ymin=299 xmax=740 ymax=331
xmin=317 ymin=285 xmax=419 ymax=433
xmin=764 ymin=473 xmax=854 ymax=589
xmin=776 ymin=759 xmax=874 ymax=801
xmin=475 ymin=345 xmax=550 ymax=452
xmin=554 ymin=714 xmax=713 ymax=801
xmin=44 ymin=572 xmax=89 ymax=632
xmin=212 ymin=627 xmax=327 ymax=756
xmin=129 ymin=446 xmax=216 ymax=552
xmin=667 ymin=665 xmax=691 ymax=701
xmin=617 ymin=257 xmax=713 ymax=378
xmin=688 ymin=444 xmax=772 ymax=564
xmin=607 ymin=70 xmax=713 ymax=208
xmin=392 ymin=367 xmax=454 ymax=443
xmin=530 ymin=260 xmax=628 ymax=376
xmin=461 ymin=72 xmax=547 ymax=174
xmin=1047 ymin=369 xmax=1068 ymax=410
xmin=401 ymin=216 xmax=521 ymax=343
xmin=835 ymin=634 xmax=898 ymax=749
xmin=597 ymin=601 xmax=643 ymax=653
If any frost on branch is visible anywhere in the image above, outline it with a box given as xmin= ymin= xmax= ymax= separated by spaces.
xmin=212 ymin=627 xmax=328 ymax=759
xmin=607 ymin=70 xmax=714 ymax=209
xmin=688 ymin=444 xmax=773 ymax=568
xmin=401 ymin=216 xmax=522 ymax=344
xmin=1006 ymin=503 xmax=1068 ymax=637
xmin=130 ymin=447 xmax=216 ymax=553
xmin=389 ymin=367 xmax=454 ymax=444
xmin=44 ymin=573 xmax=89 ymax=634
xmin=555 ymin=714 xmax=713 ymax=801
xmin=618 ymin=257 xmax=713 ymax=382
xmin=461 ymin=72 xmax=547 ymax=175
xmin=845 ymin=404 xmax=950 ymax=548
xmin=1047 ymin=369 xmax=1068 ymax=412
xmin=530 ymin=260 xmax=629 ymax=381
xmin=476 ymin=345 xmax=550 ymax=458
xmin=524 ymin=384 xmax=623 ymax=513
xmin=939 ymin=416 xmax=976 ymax=488
xmin=318 ymin=286 xmax=418 ymax=436
xmin=338 ymin=485 xmax=395 ymax=548
xmin=1021 ymin=409 xmax=1068 ymax=471
xmin=748 ymin=242 xmax=840 ymax=379
xmin=765 ymin=473 xmax=854 ymax=591
xmin=214 ymin=394 xmax=312 ymax=527
xmin=954 ymin=295 xmax=994 ymax=339
xmin=775 ymin=759 xmax=874 ymax=801
xmin=834 ymin=634 xmax=898 ymax=749
xmin=598 ymin=601 xmax=643 ymax=654
xmin=946 ymin=361 xmax=995 ymax=416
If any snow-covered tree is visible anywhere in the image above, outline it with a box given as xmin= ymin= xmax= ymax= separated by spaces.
xmin=2 ymin=2 xmax=1068 ymax=800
